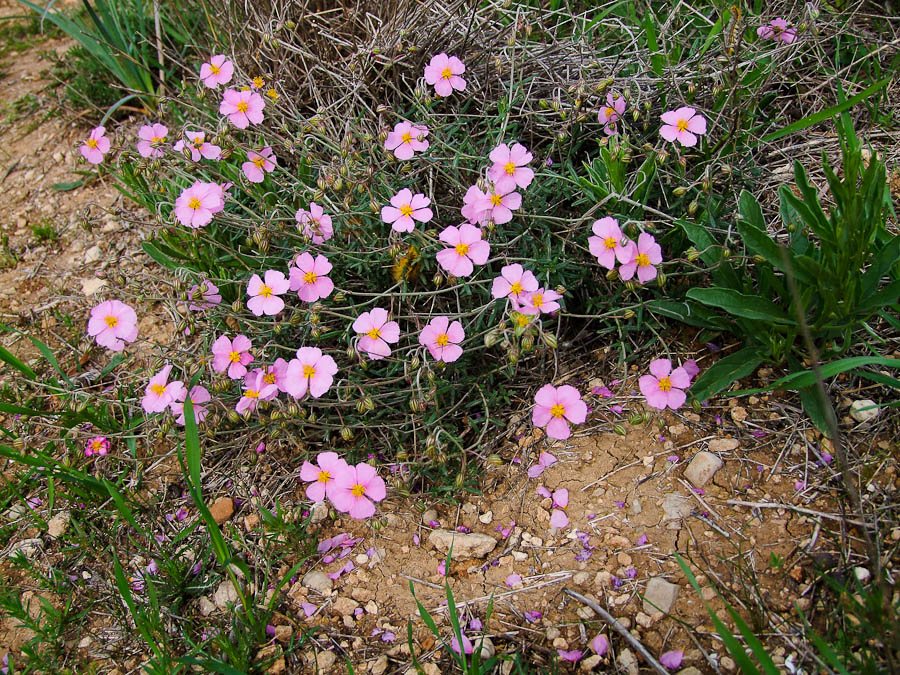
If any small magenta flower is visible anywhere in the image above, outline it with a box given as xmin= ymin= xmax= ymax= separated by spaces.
xmin=80 ymin=126 xmax=109 ymax=165
xmin=423 ymin=53 xmax=466 ymax=97
xmin=242 ymin=146 xmax=276 ymax=183
xmin=174 ymin=130 xmax=221 ymax=161
xmin=262 ymin=359 xmax=289 ymax=393
xmin=598 ymin=93 xmax=626 ymax=135
xmin=659 ymin=650 xmax=684 ymax=670
xmin=532 ymin=384 xmax=587 ymax=440
xmin=300 ymin=452 xmax=349 ymax=502
xmin=289 ymin=252 xmax=334 ymax=302
xmin=247 ymin=270 xmax=290 ymax=316
xmin=491 ymin=263 xmax=539 ymax=306
xmin=219 ymin=88 xmax=265 ymax=129
xmin=136 ymin=123 xmax=167 ymax=158
xmin=200 ymin=54 xmax=234 ymax=87
xmin=85 ymin=436 xmax=110 ymax=457
xmin=475 ymin=185 xmax=521 ymax=225
xmin=284 ymin=347 xmax=337 ymax=399
xmin=639 ymin=358 xmax=690 ymax=410
xmin=170 ymin=385 xmax=210 ymax=426
xmin=384 ymin=121 xmax=429 ymax=160
xmin=618 ymin=232 xmax=662 ymax=283
xmin=436 ymin=224 xmax=490 ymax=277
xmin=188 ymin=281 xmax=221 ymax=311
xmin=330 ymin=462 xmax=387 ymax=519
xmin=211 ymin=334 xmax=254 ymax=379
xmin=236 ymin=369 xmax=278 ymax=416
xmin=660 ymin=107 xmax=707 ymax=147
xmin=296 ymin=202 xmax=333 ymax=244
xmin=174 ymin=181 xmax=225 ymax=229
xmin=588 ymin=217 xmax=628 ymax=270
xmin=381 ymin=188 xmax=432 ymax=233
xmin=518 ymin=287 xmax=562 ymax=316
xmin=353 ymin=308 xmax=400 ymax=360
xmin=488 ymin=143 xmax=534 ymax=193
xmin=758 ymin=18 xmax=797 ymax=44
xmin=87 ymin=300 xmax=138 ymax=351
xmin=419 ymin=316 xmax=464 ymax=363
xmin=141 ymin=365 xmax=182 ymax=414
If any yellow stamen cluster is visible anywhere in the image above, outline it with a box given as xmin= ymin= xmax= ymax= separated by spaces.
xmin=303 ymin=365 xmax=316 ymax=378
xmin=105 ymin=315 xmax=118 ymax=327
xmin=229 ymin=350 xmax=242 ymax=363
xmin=188 ymin=197 xmax=202 ymax=210
xmin=366 ymin=328 xmax=381 ymax=339
xmin=259 ymin=284 xmax=273 ymax=298
xmin=351 ymin=484 xmax=367 ymax=497
xmin=455 ymin=243 xmax=470 ymax=256
xmin=150 ymin=383 xmax=166 ymax=395
xmin=303 ymin=271 xmax=317 ymax=283
xmin=236 ymin=101 xmax=249 ymax=113
xmin=550 ymin=404 xmax=566 ymax=418
xmin=658 ymin=376 xmax=672 ymax=391
xmin=436 ymin=333 xmax=449 ymax=347
xmin=635 ymin=253 xmax=651 ymax=267
xmin=399 ymin=204 xmax=413 ymax=217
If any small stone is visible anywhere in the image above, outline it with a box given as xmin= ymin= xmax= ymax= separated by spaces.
xmin=512 ymin=551 xmax=528 ymax=562
xmin=854 ymin=567 xmax=871 ymax=583
xmin=643 ymin=577 xmax=678 ymax=615
xmin=678 ymin=668 xmax=703 ymax=675
xmin=213 ymin=579 xmax=239 ymax=609
xmin=629 ymin=499 xmax=642 ymax=515
xmin=573 ymin=571 xmax=591 ymax=587
xmin=477 ymin=636 xmax=495 ymax=659
xmin=730 ymin=406 xmax=748 ymax=424
xmin=422 ymin=665 xmax=440 ymax=675
xmin=720 ymin=656 xmax=736 ymax=671
xmin=635 ymin=612 xmax=652 ymax=628
xmin=462 ymin=503 xmax=477 ymax=515
xmin=81 ymin=278 xmax=107 ymax=295
xmin=684 ymin=452 xmax=724 ymax=488
xmin=662 ymin=494 xmax=692 ymax=526
xmin=708 ymin=438 xmax=739 ymax=452
xmin=47 ymin=510 xmax=71 ymax=538
xmin=581 ymin=655 xmax=602 ymax=671
xmin=617 ymin=648 xmax=639 ymax=675
xmin=274 ymin=625 xmax=292 ymax=642
xmin=84 ymin=245 xmax=103 ymax=264
xmin=427 ymin=529 xmax=497 ymax=560
xmin=332 ymin=597 xmax=359 ymax=616
xmin=355 ymin=553 xmax=370 ymax=565
xmin=365 ymin=600 xmax=378 ymax=614
xmin=310 ymin=501 xmax=329 ymax=523
xmin=422 ymin=509 xmax=438 ymax=524
xmin=552 ymin=637 xmax=569 ymax=649
xmin=199 ymin=597 xmax=216 ymax=616
xmin=78 ymin=636 xmax=92 ymax=649
xmin=351 ymin=587 xmax=375 ymax=602
xmin=546 ymin=627 xmax=561 ymax=640
xmin=479 ymin=510 xmax=494 ymax=524
xmin=302 ymin=570 xmax=333 ymax=594
xmin=576 ymin=606 xmax=595 ymax=620
xmin=850 ymin=400 xmax=879 ymax=423
xmin=244 ymin=514 xmax=260 ymax=531
xmin=315 ymin=651 xmax=337 ymax=670
xmin=371 ymin=656 xmax=389 ymax=675
xmin=208 ymin=497 xmax=234 ymax=524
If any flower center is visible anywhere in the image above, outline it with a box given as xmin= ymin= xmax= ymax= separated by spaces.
xmin=253 ymin=156 xmax=266 ymax=169
xmin=188 ymin=197 xmax=202 ymax=210
xmin=490 ymin=194 xmax=503 ymax=207
xmin=105 ymin=315 xmax=118 ymax=328
xmin=401 ymin=131 xmax=413 ymax=144
xmin=676 ymin=119 xmax=689 ymax=132
xmin=150 ymin=383 xmax=166 ymax=396
xmin=441 ymin=67 xmax=453 ymax=79
xmin=266 ymin=88 xmax=278 ymax=100
xmin=606 ymin=106 xmax=615 ymax=118
xmin=366 ymin=328 xmax=381 ymax=340
xmin=90 ymin=440 xmax=104 ymax=451
xmin=455 ymin=243 xmax=470 ymax=256
xmin=550 ymin=404 xmax=566 ymax=418
xmin=510 ymin=281 xmax=523 ymax=295
xmin=264 ymin=373 xmax=276 ymax=384
xmin=86 ymin=139 xmax=98 ymax=149
xmin=245 ymin=389 xmax=259 ymax=399
xmin=351 ymin=483 xmax=366 ymax=497
xmin=210 ymin=63 xmax=220 ymax=75
xmin=604 ymin=237 xmax=617 ymax=250
xmin=658 ymin=376 xmax=672 ymax=392
xmin=229 ymin=350 xmax=242 ymax=363
xmin=635 ymin=253 xmax=651 ymax=267
xmin=317 ymin=470 xmax=332 ymax=484
xmin=532 ymin=293 xmax=543 ymax=308
xmin=504 ymin=162 xmax=516 ymax=175
xmin=303 ymin=271 xmax=317 ymax=283
xmin=151 ymin=136 xmax=164 ymax=143
xmin=515 ymin=314 xmax=530 ymax=327
xmin=303 ymin=364 xmax=316 ymax=378
xmin=192 ymin=138 xmax=204 ymax=149
xmin=237 ymin=101 xmax=249 ymax=113
xmin=259 ymin=284 xmax=273 ymax=298
xmin=399 ymin=204 xmax=413 ymax=217
xmin=436 ymin=333 xmax=449 ymax=347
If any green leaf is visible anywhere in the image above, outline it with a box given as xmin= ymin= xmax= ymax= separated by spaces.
xmin=0 ymin=343 xmax=37 ymax=379
xmin=799 ymin=385 xmax=831 ymax=435
xmin=689 ymin=347 xmax=766 ymax=401
xmin=644 ymin=299 xmax=727 ymax=329
xmin=103 ymin=479 xmax=143 ymax=534
xmin=770 ymin=357 xmax=900 ymax=390
xmin=795 ymin=606 xmax=852 ymax=675
xmin=51 ymin=180 xmax=86 ymax=192
xmin=687 ymin=288 xmax=794 ymax=325
xmin=141 ymin=240 xmax=182 ymax=270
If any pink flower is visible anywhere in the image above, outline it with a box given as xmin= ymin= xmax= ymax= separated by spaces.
xmin=85 ymin=436 xmax=110 ymax=457
xmin=532 ymin=384 xmax=588 ymax=440
xmin=660 ymin=106 xmax=707 ymax=147
xmin=487 ymin=143 xmax=534 ymax=193
xmin=236 ymin=369 xmax=278 ymax=416
xmin=588 ymin=217 xmax=628 ymax=270
xmin=289 ymin=252 xmax=334 ymax=302
xmin=169 ymin=385 xmax=210 ymax=426
xmin=174 ymin=181 xmax=225 ymax=229
xmin=550 ymin=509 xmax=569 ymax=528
xmin=527 ymin=451 xmax=557 ymax=478
xmin=423 ymin=53 xmax=466 ymax=97
xmin=682 ymin=359 xmax=700 ymax=381
xmin=557 ymin=650 xmax=582 ymax=663
xmin=219 ymin=88 xmax=265 ymax=129
xmin=173 ymin=131 xmax=221 ymax=161
xmin=87 ymin=300 xmax=138 ymax=351
xmin=262 ymin=359 xmax=289 ymax=393
xmin=80 ymin=126 xmax=110 ymax=165
xmin=419 ymin=316 xmax=464 ymax=363
xmin=505 ymin=573 xmax=523 ymax=588
xmin=639 ymin=358 xmax=690 ymax=410
xmin=450 ymin=632 xmax=473 ymax=655
xmin=590 ymin=633 xmax=609 ymax=657
xmin=199 ymin=54 xmax=234 ymax=88
xmin=211 ymin=334 xmax=254 ymax=379
xmin=136 ymin=123 xmax=167 ymax=158
xmin=142 ymin=365 xmax=182 ymax=414
xmin=758 ymin=18 xmax=797 ymax=44
xmin=461 ymin=185 xmax=489 ymax=224
xmin=300 ymin=452 xmax=349 ymax=502
xmin=491 ymin=263 xmax=539 ymax=306
xmin=475 ymin=185 xmax=521 ymax=225
xmin=518 ymin=287 xmax=562 ymax=316
xmin=242 ymin=146 xmax=276 ymax=183
xmin=436 ymin=224 xmax=490 ymax=277
xmin=384 ymin=121 xmax=429 ymax=160
xmin=659 ymin=650 xmax=684 ymax=670
xmin=284 ymin=347 xmax=337 ymax=399
xmin=188 ymin=281 xmax=221 ymax=310
xmin=330 ymin=462 xmax=386 ymax=519
xmin=617 ymin=232 xmax=662 ymax=283
xmin=552 ymin=489 xmax=568 ymax=508
xmin=296 ymin=202 xmax=333 ymax=244
xmin=246 ymin=270 xmax=290 ymax=316
xmin=597 ymin=92 xmax=626 ymax=135
xmin=381 ymin=188 xmax=432 ymax=233
xmin=353 ymin=308 xmax=400 ymax=360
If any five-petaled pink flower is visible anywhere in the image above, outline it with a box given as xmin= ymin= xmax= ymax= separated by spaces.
xmin=419 ymin=316 xmax=464 ymax=363
xmin=80 ymin=126 xmax=110 ymax=165
xmin=236 ymin=369 xmax=278 ymax=416
xmin=423 ymin=53 xmax=467 ymax=97
xmin=247 ymin=270 xmax=290 ymax=316
xmin=532 ymin=384 xmax=588 ymax=440
xmin=301 ymin=452 xmax=350 ymax=502
xmin=598 ymin=93 xmax=626 ymax=135
xmin=174 ymin=181 xmax=225 ymax=228
xmin=262 ymin=359 xmax=289 ymax=393
xmin=142 ymin=365 xmax=182 ymax=414
xmin=85 ymin=436 xmax=110 ymax=457
xmin=436 ymin=224 xmax=490 ymax=278
xmin=461 ymin=185 xmax=489 ymax=224
xmin=330 ymin=462 xmax=387 ymax=519
xmin=88 ymin=300 xmax=138 ymax=351
xmin=660 ymin=107 xmax=707 ymax=147
xmin=219 ymin=88 xmax=265 ymax=129
xmin=488 ymin=143 xmax=534 ymax=193
xmin=618 ymin=232 xmax=662 ymax=283
xmin=381 ymin=188 xmax=432 ymax=233
xmin=200 ymin=54 xmax=234 ymax=88
xmin=491 ymin=263 xmax=538 ymax=306
xmin=296 ymin=202 xmax=333 ymax=244
xmin=639 ymin=358 xmax=691 ymax=410
xmin=289 ymin=252 xmax=334 ymax=302
xmin=211 ymin=334 xmax=254 ymax=380
xmin=353 ymin=308 xmax=400 ymax=360
xmin=475 ymin=185 xmax=521 ymax=225
xmin=284 ymin=347 xmax=337 ymax=399
xmin=588 ymin=216 xmax=628 ymax=270
xmin=170 ymin=385 xmax=211 ymax=426
xmin=136 ymin=123 xmax=167 ymax=159
xmin=518 ymin=287 xmax=562 ymax=316
xmin=758 ymin=18 xmax=797 ymax=44
xmin=384 ymin=121 xmax=429 ymax=160
xmin=174 ymin=130 xmax=221 ymax=161
xmin=242 ymin=146 xmax=276 ymax=183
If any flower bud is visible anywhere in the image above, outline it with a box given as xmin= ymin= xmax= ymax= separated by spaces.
xmin=410 ymin=355 xmax=420 ymax=370
xmin=686 ymin=247 xmax=700 ymax=262
xmin=364 ymin=396 xmax=375 ymax=412
xmin=613 ymin=424 xmax=627 ymax=436
xmin=508 ymin=349 xmax=519 ymax=364
xmin=287 ymin=403 xmax=299 ymax=416
xmin=522 ymin=335 xmax=534 ymax=352
xmin=692 ymin=399 xmax=703 ymax=414
xmin=623 ymin=309 xmax=635 ymax=319
xmin=356 ymin=398 xmax=367 ymax=413
xmin=673 ymin=186 xmax=688 ymax=196
xmin=629 ymin=413 xmax=644 ymax=425
xmin=232 ymin=299 xmax=243 ymax=313
xmin=688 ymin=199 xmax=699 ymax=216
xmin=270 ymin=410 xmax=282 ymax=421
xmin=656 ymin=271 xmax=666 ymax=288
xmin=227 ymin=410 xmax=241 ymax=423
xmin=333 ymin=291 xmax=345 ymax=303
xmin=346 ymin=345 xmax=357 ymax=360
xmin=542 ymin=332 xmax=558 ymax=349
xmin=432 ymin=272 xmax=443 ymax=288
xmin=484 ymin=330 xmax=500 ymax=348
xmin=624 ymin=280 xmax=637 ymax=292
xmin=606 ymin=268 xmax=619 ymax=281
xmin=341 ymin=427 xmax=354 ymax=441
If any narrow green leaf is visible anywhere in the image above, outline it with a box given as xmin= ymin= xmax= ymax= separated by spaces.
xmin=689 ymin=347 xmax=766 ymax=401
xmin=0 ymin=343 xmax=37 ymax=378
xmin=687 ymin=288 xmax=794 ymax=325
xmin=50 ymin=180 xmax=86 ymax=192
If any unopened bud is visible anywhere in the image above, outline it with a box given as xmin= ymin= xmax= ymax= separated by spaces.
xmin=410 ymin=355 xmax=420 ymax=370
xmin=542 ymin=332 xmax=558 ymax=349
xmin=656 ymin=271 xmax=666 ymax=288
xmin=484 ymin=330 xmax=500 ymax=348
xmin=232 ymin=299 xmax=243 ymax=313
xmin=606 ymin=268 xmax=619 ymax=281
xmin=686 ymin=247 xmax=700 ymax=262
xmin=227 ymin=410 xmax=241 ymax=423
xmin=673 ymin=186 xmax=688 ymax=196
xmin=341 ymin=427 xmax=353 ymax=441
xmin=623 ymin=309 xmax=635 ymax=319
xmin=613 ymin=424 xmax=627 ymax=436
xmin=688 ymin=199 xmax=699 ymax=216
xmin=522 ymin=336 xmax=534 ymax=352
xmin=629 ymin=413 xmax=644 ymax=425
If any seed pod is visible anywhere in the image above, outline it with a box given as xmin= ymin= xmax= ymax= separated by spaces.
xmin=410 ymin=355 xmax=420 ymax=370
xmin=688 ymin=200 xmax=699 ymax=216
xmin=673 ymin=186 xmax=688 ymax=196
xmin=542 ymin=332 xmax=558 ymax=349
xmin=232 ymin=299 xmax=242 ymax=313
xmin=656 ymin=272 xmax=666 ymax=288
xmin=227 ymin=410 xmax=241 ymax=423
xmin=484 ymin=330 xmax=500 ymax=348
xmin=364 ymin=396 xmax=375 ymax=412
xmin=341 ymin=427 xmax=353 ymax=441
xmin=629 ymin=413 xmax=643 ymax=425
xmin=287 ymin=403 xmax=299 ymax=416
xmin=623 ymin=309 xmax=635 ymax=319
xmin=686 ymin=247 xmax=700 ymax=262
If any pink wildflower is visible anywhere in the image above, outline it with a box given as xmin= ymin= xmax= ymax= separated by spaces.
xmin=381 ymin=188 xmax=432 ymax=233
xmin=475 ymin=185 xmax=521 ymax=225
xmin=85 ymin=436 xmax=110 ymax=457
xmin=532 ymin=384 xmax=588 ymax=440
xmin=527 ymin=451 xmax=557 ymax=478
xmin=199 ymin=54 xmax=234 ymax=88
xmin=174 ymin=181 xmax=225 ymax=228
xmin=219 ymin=88 xmax=265 ymax=129
xmin=550 ymin=509 xmax=569 ymax=528
xmin=296 ymin=202 xmax=333 ymax=244
xmin=241 ymin=146 xmax=276 ymax=183
xmin=419 ymin=316 xmax=464 ymax=363
xmin=353 ymin=308 xmax=400 ymax=360
xmin=505 ymin=573 xmax=523 ymax=588
xmin=591 ymin=633 xmax=609 ymax=657
xmin=487 ymin=142 xmax=534 ymax=193
xmin=639 ymin=358 xmax=690 ymax=410
xmin=136 ymin=123 xmax=167 ymax=159
xmin=659 ymin=650 xmax=684 ymax=670
xmin=451 ymin=632 xmax=474 ymax=655
xmin=173 ymin=131 xmax=221 ymax=161
xmin=384 ymin=121 xmax=429 ymax=160
xmin=597 ymin=92 xmax=626 ymax=135
xmin=262 ymin=359 xmax=289 ymax=393
xmin=491 ymin=263 xmax=538 ymax=306
xmin=246 ymin=270 xmax=290 ymax=316
xmin=87 ymin=300 xmax=138 ymax=351
xmin=588 ymin=216 xmax=628 ymax=270
xmin=758 ymin=18 xmax=797 ymax=44
xmin=211 ymin=334 xmax=254 ymax=379
xmin=518 ymin=287 xmax=562 ymax=316
xmin=188 ymin=281 xmax=221 ymax=310
xmin=284 ymin=347 xmax=337 ymax=399
xmin=79 ymin=126 xmax=110 ymax=165
xmin=436 ymin=224 xmax=490 ymax=277
xmin=141 ymin=365 xmax=182 ymax=414
xmin=660 ymin=106 xmax=707 ymax=147
xmin=169 ymin=385 xmax=211 ymax=426
xmin=618 ymin=232 xmax=662 ymax=283
xmin=423 ymin=52 xmax=466 ymax=97
xmin=461 ymin=185 xmax=489 ymax=224
xmin=289 ymin=252 xmax=334 ymax=302
xmin=558 ymin=650 xmax=582 ymax=663
xmin=330 ymin=462 xmax=387 ymax=519
xmin=236 ymin=369 xmax=278 ymax=416
xmin=300 ymin=452 xmax=349 ymax=502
